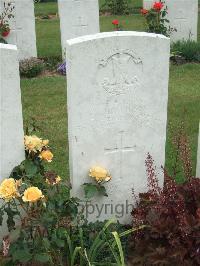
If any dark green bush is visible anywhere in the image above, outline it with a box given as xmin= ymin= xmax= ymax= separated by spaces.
xmin=19 ymin=57 xmax=44 ymax=78
xmin=103 ymin=0 xmax=130 ymax=15
xmin=171 ymin=40 xmax=200 ymax=62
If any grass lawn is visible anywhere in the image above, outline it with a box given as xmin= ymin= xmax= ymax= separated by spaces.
xmin=21 ymin=3 xmax=200 ymax=181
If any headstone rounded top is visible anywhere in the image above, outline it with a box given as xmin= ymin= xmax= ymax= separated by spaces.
xmin=66 ymin=31 xmax=170 ymax=46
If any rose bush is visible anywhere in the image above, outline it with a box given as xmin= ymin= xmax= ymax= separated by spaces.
xmin=141 ymin=1 xmax=175 ymax=37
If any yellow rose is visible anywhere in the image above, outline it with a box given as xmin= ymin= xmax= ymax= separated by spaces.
xmin=24 ymin=135 xmax=43 ymax=153
xmin=46 ymin=175 xmax=61 ymax=185
xmin=22 ymin=187 xmax=44 ymax=203
xmin=39 ymin=150 xmax=53 ymax=162
xmin=0 ymin=178 xmax=19 ymax=201
xmin=42 ymin=139 xmax=49 ymax=146
xmin=89 ymin=166 xmax=112 ymax=183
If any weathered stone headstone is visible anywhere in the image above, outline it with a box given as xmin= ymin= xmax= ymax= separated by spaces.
xmin=0 ymin=0 xmax=37 ymax=60
xmin=143 ymin=0 xmax=198 ymax=42
xmin=166 ymin=0 xmax=198 ymax=42
xmin=0 ymin=43 xmax=24 ymax=179
xmin=196 ymin=123 xmax=200 ymax=177
xmin=66 ymin=31 xmax=170 ymax=223
xmin=0 ymin=43 xmax=24 ymax=241
xmin=58 ymin=0 xmax=100 ymax=57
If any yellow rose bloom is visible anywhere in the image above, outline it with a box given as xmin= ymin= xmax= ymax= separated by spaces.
xmin=22 ymin=187 xmax=44 ymax=203
xmin=89 ymin=166 xmax=112 ymax=183
xmin=46 ymin=175 xmax=61 ymax=185
xmin=24 ymin=135 xmax=43 ymax=153
xmin=0 ymin=178 xmax=19 ymax=201
xmin=42 ymin=139 xmax=49 ymax=146
xmin=39 ymin=150 xmax=53 ymax=162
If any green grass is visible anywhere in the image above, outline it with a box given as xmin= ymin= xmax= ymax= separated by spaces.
xmin=21 ymin=77 xmax=69 ymax=178
xmin=35 ymin=2 xmax=58 ymax=16
xmin=36 ymin=19 xmax=61 ymax=57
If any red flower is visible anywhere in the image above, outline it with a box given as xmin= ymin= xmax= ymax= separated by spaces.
xmin=140 ymin=8 xmax=149 ymax=15
xmin=2 ymin=29 xmax=10 ymax=37
xmin=153 ymin=1 xmax=164 ymax=11
xmin=112 ymin=19 xmax=119 ymax=26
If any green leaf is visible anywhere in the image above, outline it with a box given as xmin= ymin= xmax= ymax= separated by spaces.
xmin=55 ymin=238 xmax=65 ymax=248
xmin=112 ymin=232 xmax=125 ymax=266
xmin=83 ymin=183 xmax=98 ymax=199
xmin=24 ymin=160 xmax=38 ymax=177
xmin=97 ymin=186 xmax=108 ymax=197
xmin=34 ymin=253 xmax=51 ymax=263
xmin=9 ymin=228 xmax=21 ymax=242
xmin=12 ymin=249 xmax=32 ymax=262
xmin=0 ymin=208 xmax=4 ymax=226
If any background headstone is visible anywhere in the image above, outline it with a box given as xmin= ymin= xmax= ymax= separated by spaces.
xmin=196 ymin=123 xmax=200 ymax=177
xmin=143 ymin=0 xmax=154 ymax=9
xmin=66 ymin=31 xmax=170 ymax=223
xmin=58 ymin=0 xmax=100 ymax=57
xmin=143 ymin=0 xmax=198 ymax=42
xmin=0 ymin=43 xmax=24 ymax=241
xmin=165 ymin=0 xmax=198 ymax=42
xmin=0 ymin=0 xmax=37 ymax=60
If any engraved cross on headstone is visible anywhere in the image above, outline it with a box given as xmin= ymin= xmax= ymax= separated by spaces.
xmin=104 ymin=131 xmax=136 ymax=179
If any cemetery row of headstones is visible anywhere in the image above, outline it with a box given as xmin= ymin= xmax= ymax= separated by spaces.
xmin=0 ymin=0 xmax=199 ymax=59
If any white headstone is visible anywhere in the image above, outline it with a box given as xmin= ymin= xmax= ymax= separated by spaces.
xmin=143 ymin=0 xmax=198 ymax=42
xmin=0 ymin=44 xmax=24 ymax=179
xmin=165 ymin=0 xmax=198 ymax=43
xmin=58 ymin=0 xmax=100 ymax=57
xmin=66 ymin=31 xmax=170 ymax=223
xmin=196 ymin=123 xmax=200 ymax=178
xmin=0 ymin=44 xmax=24 ymax=241
xmin=0 ymin=0 xmax=37 ymax=60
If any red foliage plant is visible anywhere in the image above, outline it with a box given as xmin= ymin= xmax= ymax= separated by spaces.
xmin=130 ymin=137 xmax=200 ymax=265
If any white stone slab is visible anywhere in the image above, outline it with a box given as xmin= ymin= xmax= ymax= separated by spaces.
xmin=66 ymin=31 xmax=170 ymax=223
xmin=196 ymin=123 xmax=200 ymax=178
xmin=58 ymin=0 xmax=100 ymax=57
xmin=0 ymin=43 xmax=24 ymax=240
xmin=0 ymin=0 xmax=37 ymax=60
xmin=166 ymin=0 xmax=198 ymax=42
xmin=0 ymin=43 xmax=24 ymax=179
xmin=143 ymin=0 xmax=198 ymax=42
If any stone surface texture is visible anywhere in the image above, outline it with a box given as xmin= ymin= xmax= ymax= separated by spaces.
xmin=58 ymin=0 xmax=100 ymax=56
xmin=166 ymin=0 xmax=198 ymax=42
xmin=0 ymin=0 xmax=37 ymax=59
xmin=196 ymin=123 xmax=200 ymax=177
xmin=0 ymin=43 xmax=24 ymax=179
xmin=0 ymin=44 xmax=25 ymax=241
xmin=143 ymin=0 xmax=198 ymax=42
xmin=66 ymin=31 xmax=170 ymax=223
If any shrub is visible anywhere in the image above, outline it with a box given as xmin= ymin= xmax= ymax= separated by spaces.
xmin=104 ymin=0 xmax=130 ymax=15
xmin=19 ymin=57 xmax=44 ymax=78
xmin=130 ymin=130 xmax=200 ymax=265
xmin=141 ymin=1 xmax=175 ymax=37
xmin=171 ymin=40 xmax=200 ymax=62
